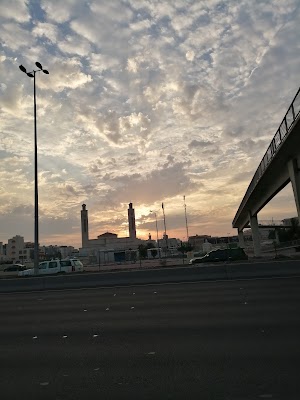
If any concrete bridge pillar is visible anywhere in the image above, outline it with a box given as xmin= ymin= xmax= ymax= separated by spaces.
xmin=238 ymin=230 xmax=245 ymax=248
xmin=249 ymin=213 xmax=262 ymax=257
xmin=288 ymin=158 xmax=300 ymax=221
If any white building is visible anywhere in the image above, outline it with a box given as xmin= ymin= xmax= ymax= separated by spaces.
xmin=157 ymin=234 xmax=181 ymax=255
xmin=59 ymin=246 xmax=75 ymax=259
xmin=202 ymin=240 xmax=213 ymax=253
xmin=6 ymin=235 xmax=25 ymax=262
xmin=0 ymin=242 xmax=8 ymax=262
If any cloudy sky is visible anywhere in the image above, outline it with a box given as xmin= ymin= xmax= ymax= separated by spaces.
xmin=1 ymin=0 xmax=300 ymax=247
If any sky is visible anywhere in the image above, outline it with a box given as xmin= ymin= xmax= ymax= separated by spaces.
xmin=1 ymin=0 xmax=300 ymax=248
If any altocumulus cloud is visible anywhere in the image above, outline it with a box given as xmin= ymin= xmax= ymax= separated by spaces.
xmin=0 ymin=0 xmax=300 ymax=246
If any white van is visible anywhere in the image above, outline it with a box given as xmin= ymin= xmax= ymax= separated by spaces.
xmin=18 ymin=258 xmax=83 ymax=277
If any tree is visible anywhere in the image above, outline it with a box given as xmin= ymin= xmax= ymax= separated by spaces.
xmin=289 ymin=217 xmax=300 ymax=240
xmin=150 ymin=249 xmax=158 ymax=258
xmin=268 ymin=230 xmax=275 ymax=240
xmin=177 ymin=243 xmax=193 ymax=254
xmin=138 ymin=244 xmax=148 ymax=259
xmin=177 ymin=242 xmax=193 ymax=265
xmin=276 ymin=219 xmax=300 ymax=243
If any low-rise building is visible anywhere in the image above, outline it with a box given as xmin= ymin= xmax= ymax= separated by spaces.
xmin=157 ymin=234 xmax=181 ymax=256
xmin=282 ymin=217 xmax=298 ymax=226
xmin=0 ymin=242 xmax=9 ymax=262
xmin=59 ymin=246 xmax=75 ymax=259
xmin=6 ymin=235 xmax=25 ymax=262
xmin=188 ymin=235 xmax=211 ymax=250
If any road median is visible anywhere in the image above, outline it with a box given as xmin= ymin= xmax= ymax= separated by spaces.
xmin=0 ymin=260 xmax=300 ymax=293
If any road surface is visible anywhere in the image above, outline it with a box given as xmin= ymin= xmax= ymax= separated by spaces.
xmin=1 ymin=277 xmax=300 ymax=399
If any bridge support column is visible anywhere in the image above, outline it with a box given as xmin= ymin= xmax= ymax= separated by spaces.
xmin=249 ymin=213 xmax=262 ymax=257
xmin=288 ymin=159 xmax=300 ymax=220
xmin=238 ymin=230 xmax=245 ymax=248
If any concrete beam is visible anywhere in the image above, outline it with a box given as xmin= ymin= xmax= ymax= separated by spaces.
xmin=288 ymin=158 xmax=300 ymax=221
xmin=233 ymin=114 xmax=300 ymax=230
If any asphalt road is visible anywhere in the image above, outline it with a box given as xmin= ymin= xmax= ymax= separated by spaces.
xmin=1 ymin=278 xmax=300 ymax=399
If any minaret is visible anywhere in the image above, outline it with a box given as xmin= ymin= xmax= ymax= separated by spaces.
xmin=128 ymin=202 xmax=136 ymax=239
xmin=81 ymin=204 xmax=89 ymax=248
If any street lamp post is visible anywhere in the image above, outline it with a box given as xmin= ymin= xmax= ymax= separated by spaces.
xmin=150 ymin=210 xmax=161 ymax=259
xmin=19 ymin=62 xmax=49 ymax=275
xmin=183 ymin=195 xmax=189 ymax=242
xmin=161 ymin=203 xmax=168 ymax=256
xmin=227 ymin=232 xmax=230 ymax=262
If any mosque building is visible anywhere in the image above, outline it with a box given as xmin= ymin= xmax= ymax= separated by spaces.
xmin=79 ymin=203 xmax=149 ymax=263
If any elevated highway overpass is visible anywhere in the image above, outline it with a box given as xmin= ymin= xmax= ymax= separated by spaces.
xmin=233 ymin=87 xmax=300 ymax=256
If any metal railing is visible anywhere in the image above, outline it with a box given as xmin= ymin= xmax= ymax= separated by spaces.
xmin=233 ymin=86 xmax=300 ymax=226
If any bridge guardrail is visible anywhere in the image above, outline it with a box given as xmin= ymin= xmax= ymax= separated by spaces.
xmin=233 ymin=87 xmax=300 ymax=226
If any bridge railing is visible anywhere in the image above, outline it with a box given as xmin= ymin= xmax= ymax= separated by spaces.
xmin=233 ymin=86 xmax=300 ymax=226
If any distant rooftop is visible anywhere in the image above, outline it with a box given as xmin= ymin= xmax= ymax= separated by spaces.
xmin=97 ymin=232 xmax=118 ymax=238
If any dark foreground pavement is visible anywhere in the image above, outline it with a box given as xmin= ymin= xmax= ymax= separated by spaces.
xmin=1 ymin=277 xmax=300 ymax=399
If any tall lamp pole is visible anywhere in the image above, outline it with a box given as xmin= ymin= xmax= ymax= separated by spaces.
xmin=162 ymin=202 xmax=168 ymax=255
xmin=183 ymin=195 xmax=189 ymax=242
xmin=150 ymin=210 xmax=161 ymax=259
xmin=19 ymin=62 xmax=49 ymax=275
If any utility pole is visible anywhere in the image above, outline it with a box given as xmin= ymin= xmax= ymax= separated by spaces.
xmin=150 ymin=210 xmax=161 ymax=259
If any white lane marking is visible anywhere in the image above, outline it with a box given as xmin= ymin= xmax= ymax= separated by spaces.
xmin=243 ymin=302 xmax=248 ymax=305
xmin=63 ymin=374 xmax=69 ymax=377
xmin=131 ymin=306 xmax=135 ymax=309
xmin=239 ymin=288 xmax=244 ymax=290
xmin=147 ymin=352 xmax=156 ymax=355
xmin=133 ymin=292 xmax=136 ymax=295
xmin=94 ymin=368 xmax=100 ymax=371
xmin=32 ymin=336 xmax=38 ymax=339
xmin=153 ymin=291 xmax=157 ymax=294
xmin=106 ymin=307 xmax=110 ymax=311
xmin=62 ymin=335 xmax=68 ymax=339
xmin=113 ymin=294 xmax=116 ymax=296
xmin=92 ymin=334 xmax=99 ymax=338
xmin=83 ymin=309 xmax=87 ymax=312
xmin=39 ymin=382 xmax=49 ymax=386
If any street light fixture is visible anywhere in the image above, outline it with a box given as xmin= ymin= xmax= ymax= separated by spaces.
xmin=150 ymin=210 xmax=161 ymax=259
xmin=19 ymin=61 xmax=49 ymax=275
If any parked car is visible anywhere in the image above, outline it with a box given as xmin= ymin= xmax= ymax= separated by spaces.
xmin=4 ymin=264 xmax=27 ymax=272
xmin=18 ymin=259 xmax=84 ymax=277
xmin=189 ymin=248 xmax=248 ymax=264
